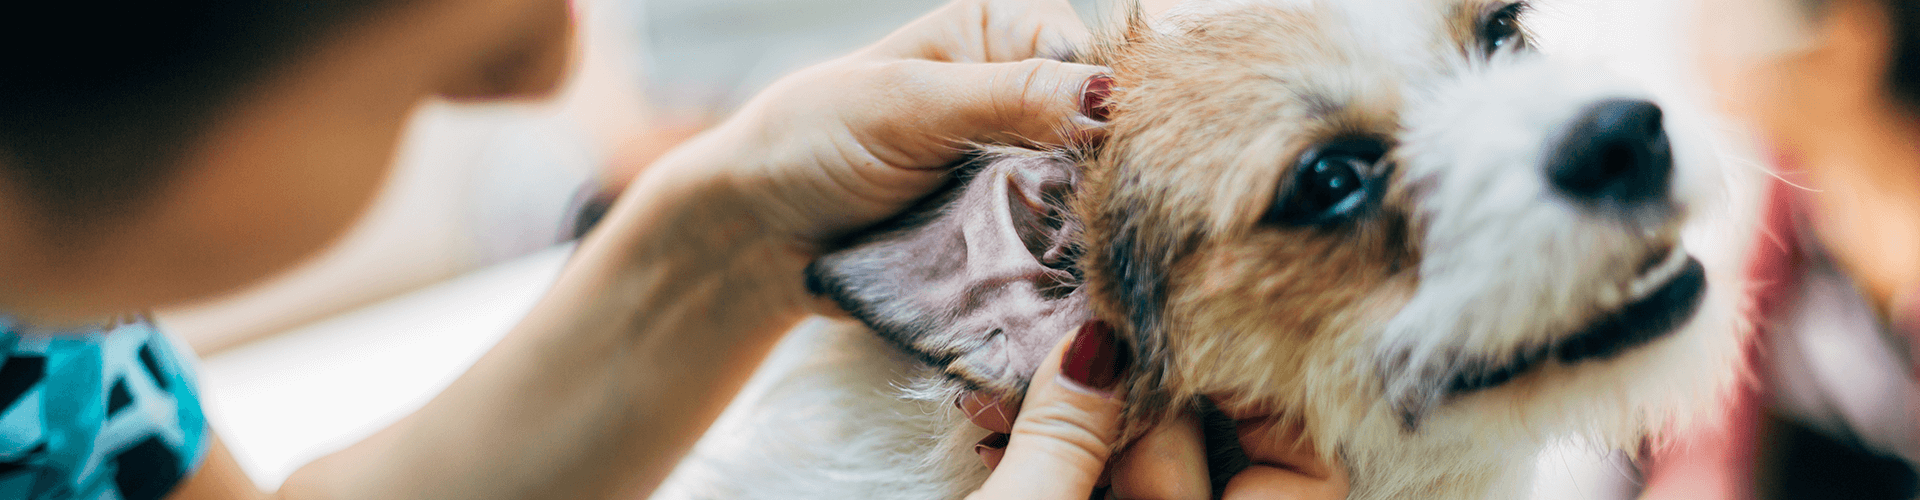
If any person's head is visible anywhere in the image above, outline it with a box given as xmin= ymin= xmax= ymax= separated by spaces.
xmin=0 ymin=0 xmax=573 ymax=322
xmin=1698 ymin=0 xmax=1918 ymax=147
xmin=1696 ymin=0 xmax=1920 ymax=305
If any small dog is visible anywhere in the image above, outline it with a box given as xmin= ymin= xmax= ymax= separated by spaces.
xmin=660 ymin=1 xmax=1748 ymax=498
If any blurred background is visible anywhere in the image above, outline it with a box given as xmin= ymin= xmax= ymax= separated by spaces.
xmin=158 ymin=0 xmax=1760 ymax=497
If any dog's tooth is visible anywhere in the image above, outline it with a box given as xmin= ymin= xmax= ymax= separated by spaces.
xmin=1627 ymin=247 xmax=1688 ymax=300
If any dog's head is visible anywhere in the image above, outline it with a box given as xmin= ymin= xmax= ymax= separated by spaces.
xmin=808 ymin=0 xmax=1739 ymax=491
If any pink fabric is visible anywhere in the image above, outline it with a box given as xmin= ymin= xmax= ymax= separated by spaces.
xmin=1897 ymin=247 xmax=1920 ymax=449
xmin=1895 ymin=292 xmax=1920 ymax=381
xmin=1642 ymin=172 xmax=1813 ymax=498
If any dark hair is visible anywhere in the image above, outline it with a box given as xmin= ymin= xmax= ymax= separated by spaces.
xmin=1885 ymin=0 xmax=1920 ymax=110
xmin=0 ymin=2 xmax=407 ymax=218
xmin=1803 ymin=0 xmax=1920 ymax=110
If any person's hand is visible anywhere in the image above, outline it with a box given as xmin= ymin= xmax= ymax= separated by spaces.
xmin=1190 ymin=410 xmax=1350 ymax=499
xmin=967 ymin=320 xmax=1131 ymax=499
xmin=962 ymin=323 xmax=1350 ymax=499
xmin=659 ymin=0 xmax=1110 ymax=248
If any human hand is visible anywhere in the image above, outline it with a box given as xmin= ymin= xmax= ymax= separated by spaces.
xmin=1189 ymin=411 xmax=1350 ymax=499
xmin=962 ymin=327 xmax=1350 ymax=499
xmin=670 ymin=0 xmax=1110 ymax=249
xmin=965 ymin=320 xmax=1131 ymax=499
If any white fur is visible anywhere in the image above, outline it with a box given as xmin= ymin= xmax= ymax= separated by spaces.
xmin=652 ymin=319 xmax=988 ymax=500
xmin=1331 ymin=56 xmax=1749 ymax=499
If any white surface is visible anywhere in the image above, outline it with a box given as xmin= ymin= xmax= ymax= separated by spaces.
xmin=186 ymin=245 xmax=573 ymax=489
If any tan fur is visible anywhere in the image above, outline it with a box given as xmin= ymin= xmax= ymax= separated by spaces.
xmin=1080 ymin=0 xmax=1430 ymax=422
xmin=1070 ymin=1 xmax=1744 ymax=497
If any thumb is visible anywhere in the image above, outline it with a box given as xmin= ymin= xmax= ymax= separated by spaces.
xmin=852 ymin=59 xmax=1111 ymax=168
xmin=941 ymin=58 xmax=1110 ymax=146
xmin=970 ymin=321 xmax=1129 ymax=500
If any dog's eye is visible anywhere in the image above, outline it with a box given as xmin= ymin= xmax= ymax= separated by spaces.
xmin=1480 ymin=3 xmax=1528 ymax=55
xmin=1264 ymin=139 xmax=1387 ymax=226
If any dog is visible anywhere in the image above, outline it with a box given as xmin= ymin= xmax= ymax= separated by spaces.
xmin=656 ymin=0 xmax=1748 ymax=498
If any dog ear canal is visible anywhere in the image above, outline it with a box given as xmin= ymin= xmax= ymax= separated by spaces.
xmin=805 ymin=151 xmax=1092 ymax=395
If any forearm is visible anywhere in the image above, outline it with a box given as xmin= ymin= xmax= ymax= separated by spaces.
xmin=277 ymin=128 xmax=812 ymax=500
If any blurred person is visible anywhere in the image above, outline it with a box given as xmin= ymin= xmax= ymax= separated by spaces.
xmin=1643 ymin=0 xmax=1920 ymax=498
xmin=0 ymin=0 xmax=1194 ymax=498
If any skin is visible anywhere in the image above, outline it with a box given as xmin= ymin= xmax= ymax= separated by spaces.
xmin=969 ymin=390 xmax=1348 ymax=500
xmin=1698 ymin=0 xmax=1920 ymax=314
xmin=976 ymin=332 xmax=1347 ymax=500
xmin=0 ymin=0 xmax=576 ymax=323
xmin=1642 ymin=0 xmax=1918 ymax=498
xmin=0 ymin=0 xmax=1183 ymax=498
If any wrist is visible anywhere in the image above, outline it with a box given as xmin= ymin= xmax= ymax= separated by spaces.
xmin=584 ymin=126 xmax=815 ymax=332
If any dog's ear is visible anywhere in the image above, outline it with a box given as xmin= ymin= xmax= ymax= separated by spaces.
xmin=806 ymin=150 xmax=1088 ymax=394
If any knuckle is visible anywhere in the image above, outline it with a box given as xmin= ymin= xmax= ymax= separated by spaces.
xmin=996 ymin=59 xmax=1063 ymax=124
xmin=866 ymin=59 xmax=930 ymax=97
xmin=771 ymin=60 xmax=855 ymax=104
xmin=1013 ymin=401 xmax=1116 ymax=464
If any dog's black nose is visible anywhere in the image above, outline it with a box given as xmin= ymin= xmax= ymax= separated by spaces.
xmin=1547 ymin=99 xmax=1672 ymax=208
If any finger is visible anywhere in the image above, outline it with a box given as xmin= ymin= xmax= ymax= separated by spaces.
xmin=1019 ymin=0 xmax=1095 ymax=58
xmin=969 ymin=321 xmax=1127 ymax=500
xmin=1108 ymin=413 xmax=1211 ymax=500
xmin=869 ymin=0 xmax=1093 ymax=63
xmin=1236 ymin=420 xmax=1341 ymax=483
xmin=1223 ymin=420 xmax=1350 ymax=500
xmin=1222 ymin=465 xmax=1350 ymax=500
xmin=846 ymin=58 xmax=1109 ymax=169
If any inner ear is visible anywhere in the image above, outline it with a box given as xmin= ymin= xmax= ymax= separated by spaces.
xmin=806 ymin=150 xmax=1087 ymax=395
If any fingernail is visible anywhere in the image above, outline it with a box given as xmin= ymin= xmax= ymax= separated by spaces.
xmin=1080 ymin=74 xmax=1114 ymax=122
xmin=1062 ymin=320 xmax=1127 ymax=392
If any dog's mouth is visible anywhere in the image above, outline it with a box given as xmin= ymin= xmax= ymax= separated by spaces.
xmin=1444 ymin=246 xmax=1708 ymax=396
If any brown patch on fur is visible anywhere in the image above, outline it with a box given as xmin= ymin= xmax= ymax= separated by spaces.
xmin=1455 ymin=1 xmax=1536 ymax=57
xmin=1445 ymin=2 xmax=1483 ymax=58
xmin=1075 ymin=4 xmax=1427 ymax=437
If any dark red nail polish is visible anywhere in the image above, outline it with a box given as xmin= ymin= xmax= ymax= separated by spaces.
xmin=1080 ymin=74 xmax=1114 ymax=122
xmin=1063 ymin=320 xmax=1127 ymax=391
xmin=976 ymin=432 xmax=1010 ymax=450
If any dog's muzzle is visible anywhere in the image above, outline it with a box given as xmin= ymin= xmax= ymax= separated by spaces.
xmin=1384 ymin=94 xmax=1708 ymax=430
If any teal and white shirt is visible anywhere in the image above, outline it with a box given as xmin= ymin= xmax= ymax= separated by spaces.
xmin=0 ymin=316 xmax=207 ymax=500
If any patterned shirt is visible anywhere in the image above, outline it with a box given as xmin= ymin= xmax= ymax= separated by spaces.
xmin=0 ymin=316 xmax=207 ymax=500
